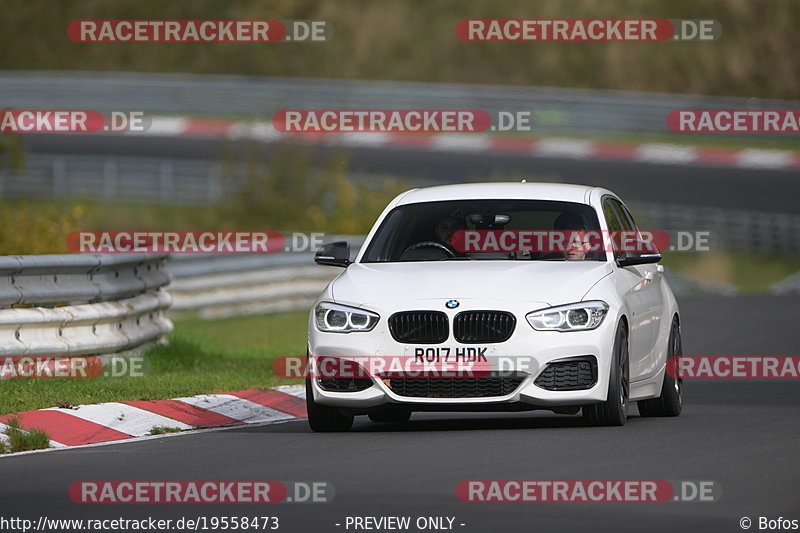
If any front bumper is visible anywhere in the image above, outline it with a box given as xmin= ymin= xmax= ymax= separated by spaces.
xmin=308 ymin=299 xmax=618 ymax=410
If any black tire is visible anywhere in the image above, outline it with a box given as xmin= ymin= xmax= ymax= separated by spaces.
xmin=638 ymin=318 xmax=683 ymax=417
xmin=306 ymin=377 xmax=354 ymax=432
xmin=368 ymin=407 xmax=412 ymax=423
xmin=583 ymin=323 xmax=629 ymax=426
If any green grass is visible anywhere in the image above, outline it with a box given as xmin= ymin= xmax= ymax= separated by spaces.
xmin=0 ymin=312 xmax=309 ymax=416
xmin=148 ymin=426 xmax=184 ymax=435
xmin=0 ymin=418 xmax=52 ymax=454
xmin=660 ymin=251 xmax=800 ymax=293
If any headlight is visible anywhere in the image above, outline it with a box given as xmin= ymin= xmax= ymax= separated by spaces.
xmin=526 ymin=301 xmax=609 ymax=332
xmin=315 ymin=302 xmax=379 ymax=333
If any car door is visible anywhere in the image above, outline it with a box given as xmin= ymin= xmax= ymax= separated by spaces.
xmin=603 ymin=198 xmax=663 ymax=381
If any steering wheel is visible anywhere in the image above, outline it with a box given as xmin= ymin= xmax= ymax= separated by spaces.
xmin=400 ymin=241 xmax=455 ymax=259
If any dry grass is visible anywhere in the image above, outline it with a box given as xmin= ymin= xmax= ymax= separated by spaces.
xmin=680 ymin=252 xmax=735 ymax=285
xmin=0 ymin=143 xmax=408 ymax=254
xmin=0 ymin=0 xmax=797 ymax=98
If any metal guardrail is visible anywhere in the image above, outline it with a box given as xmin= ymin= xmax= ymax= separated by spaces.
xmin=3 ymin=154 xmax=797 ymax=258
xmin=2 ymin=71 xmax=799 ymax=137
xmin=0 ymin=254 xmax=172 ymax=357
xmin=633 ymin=202 xmax=800 ymax=258
xmin=167 ymin=237 xmax=365 ymax=319
xmin=0 ymin=154 xmax=223 ymax=205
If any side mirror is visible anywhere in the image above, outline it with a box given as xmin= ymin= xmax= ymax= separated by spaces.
xmin=314 ymin=241 xmax=352 ymax=268
xmin=615 ymin=239 xmax=662 ymax=267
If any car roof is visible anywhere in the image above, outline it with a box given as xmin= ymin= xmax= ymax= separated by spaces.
xmin=395 ymin=182 xmax=606 ymax=206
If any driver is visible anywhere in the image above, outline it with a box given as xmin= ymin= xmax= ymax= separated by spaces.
xmin=553 ymin=212 xmax=592 ymax=261
xmin=435 ymin=215 xmax=467 ymax=251
xmin=399 ymin=213 xmax=467 ymax=260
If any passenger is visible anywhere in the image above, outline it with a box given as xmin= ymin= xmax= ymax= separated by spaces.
xmin=553 ymin=212 xmax=592 ymax=261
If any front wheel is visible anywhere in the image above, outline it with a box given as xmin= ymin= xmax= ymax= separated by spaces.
xmin=638 ymin=318 xmax=683 ymax=417
xmin=306 ymin=378 xmax=354 ymax=432
xmin=583 ymin=323 xmax=629 ymax=426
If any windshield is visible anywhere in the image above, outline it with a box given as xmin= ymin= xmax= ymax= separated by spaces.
xmin=361 ymin=199 xmax=606 ymax=263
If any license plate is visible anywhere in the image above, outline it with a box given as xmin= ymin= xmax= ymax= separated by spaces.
xmin=404 ymin=346 xmax=494 ymax=363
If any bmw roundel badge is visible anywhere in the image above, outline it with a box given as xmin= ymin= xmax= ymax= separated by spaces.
xmin=446 ymin=300 xmax=459 ymax=309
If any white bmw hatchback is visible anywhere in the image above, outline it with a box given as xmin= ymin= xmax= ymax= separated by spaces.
xmin=307 ymin=182 xmax=682 ymax=431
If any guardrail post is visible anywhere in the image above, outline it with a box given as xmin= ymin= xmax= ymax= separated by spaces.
xmin=207 ymin=163 xmax=221 ymax=204
xmin=103 ymin=158 xmax=118 ymax=201
xmin=52 ymin=157 xmax=66 ymax=196
xmin=160 ymin=160 xmax=175 ymax=203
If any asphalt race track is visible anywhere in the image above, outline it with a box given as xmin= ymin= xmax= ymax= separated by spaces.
xmin=1 ymin=294 xmax=798 ymax=533
xmin=23 ymin=133 xmax=800 ymax=213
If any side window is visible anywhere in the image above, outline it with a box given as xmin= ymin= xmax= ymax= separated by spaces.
xmin=608 ymin=199 xmax=634 ymax=233
xmin=603 ymin=200 xmax=622 ymax=232
xmin=603 ymin=198 xmax=633 ymax=259
xmin=610 ymin=199 xmax=650 ymax=259
xmin=612 ymin=199 xmax=639 ymax=234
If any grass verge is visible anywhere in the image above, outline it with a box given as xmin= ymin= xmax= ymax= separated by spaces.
xmin=0 ymin=312 xmax=309 ymax=416
xmin=0 ymin=418 xmax=52 ymax=454
xmin=660 ymin=251 xmax=800 ymax=293
xmin=148 ymin=426 xmax=184 ymax=436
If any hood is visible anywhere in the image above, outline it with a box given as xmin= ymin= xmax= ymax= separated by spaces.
xmin=331 ymin=261 xmax=612 ymax=307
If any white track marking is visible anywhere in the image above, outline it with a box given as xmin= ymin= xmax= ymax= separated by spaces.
xmin=636 ymin=143 xmax=698 ymax=164
xmin=430 ymin=134 xmax=492 ymax=152
xmin=737 ymin=149 xmax=794 ymax=169
xmin=174 ymin=394 xmax=295 ymax=423
xmin=43 ymin=403 xmax=191 ymax=436
xmin=132 ymin=116 xmax=188 ymax=136
xmin=533 ymin=138 xmax=593 ymax=158
xmin=339 ymin=131 xmax=393 ymax=147
xmin=228 ymin=121 xmax=283 ymax=141
xmin=274 ymin=384 xmax=306 ymax=399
